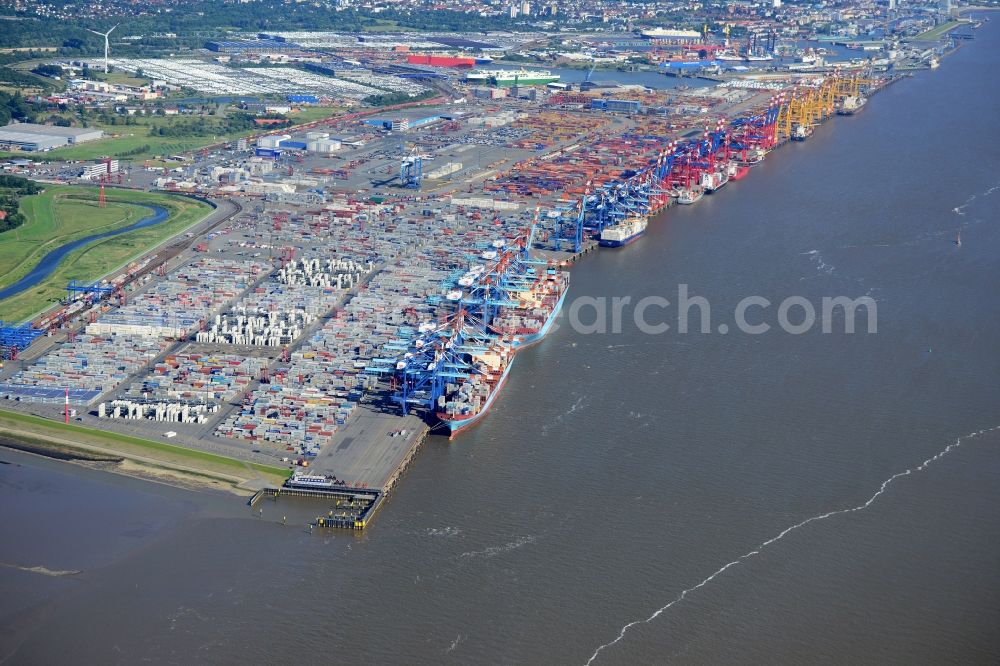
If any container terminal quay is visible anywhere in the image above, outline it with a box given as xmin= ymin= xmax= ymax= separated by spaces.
xmin=0 ymin=42 xmax=961 ymax=526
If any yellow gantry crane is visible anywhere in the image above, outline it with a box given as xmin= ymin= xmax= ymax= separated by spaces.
xmin=776 ymin=70 xmax=885 ymax=141
xmin=776 ymin=77 xmax=839 ymax=140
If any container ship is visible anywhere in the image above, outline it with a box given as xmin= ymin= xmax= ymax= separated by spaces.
xmin=675 ymin=187 xmax=705 ymax=205
xmin=490 ymin=267 xmax=569 ymax=348
xmin=792 ymin=124 xmax=814 ymax=141
xmin=726 ymin=160 xmax=751 ymax=181
xmin=735 ymin=148 xmax=767 ymax=167
xmin=699 ymin=168 xmax=730 ymax=193
xmin=837 ymin=95 xmax=867 ymax=115
xmin=436 ymin=341 xmax=515 ymax=438
xmin=465 ymin=69 xmax=560 ymax=87
xmin=599 ymin=214 xmax=648 ymax=247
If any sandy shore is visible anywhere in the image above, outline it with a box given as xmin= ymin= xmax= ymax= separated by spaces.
xmin=0 ymin=429 xmax=257 ymax=497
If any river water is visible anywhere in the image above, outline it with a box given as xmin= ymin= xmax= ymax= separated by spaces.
xmin=0 ymin=204 xmax=168 ymax=302
xmin=2 ymin=24 xmax=999 ymax=666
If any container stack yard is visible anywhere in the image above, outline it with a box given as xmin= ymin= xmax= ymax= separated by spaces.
xmin=85 ymin=258 xmax=268 ymax=339
xmin=1 ymin=55 xmax=899 ymax=525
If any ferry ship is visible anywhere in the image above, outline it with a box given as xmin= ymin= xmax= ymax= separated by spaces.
xmin=599 ymin=214 xmax=648 ymax=247
xmin=287 ymin=474 xmax=345 ymax=490
xmin=435 ymin=341 xmax=515 ymax=438
xmin=491 ymin=268 xmax=569 ymax=348
xmin=464 ymin=68 xmax=560 ymax=87
xmin=717 ymin=51 xmax=774 ymax=63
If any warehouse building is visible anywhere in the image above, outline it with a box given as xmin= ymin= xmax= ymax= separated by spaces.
xmin=204 ymin=39 xmax=301 ymax=54
xmin=363 ymin=114 xmax=442 ymax=132
xmin=0 ymin=123 xmax=104 ymax=151
xmin=0 ymin=129 xmax=66 ymax=151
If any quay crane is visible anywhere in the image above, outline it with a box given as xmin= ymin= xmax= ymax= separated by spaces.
xmin=542 ymin=194 xmax=587 ymax=253
xmin=368 ymin=309 xmax=500 ymax=417
xmin=0 ymin=321 xmax=43 ymax=361
xmin=66 ymin=280 xmax=114 ymax=302
xmin=399 ymin=147 xmax=426 ymax=189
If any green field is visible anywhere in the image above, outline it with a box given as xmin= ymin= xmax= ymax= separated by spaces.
xmin=0 ymin=186 xmax=212 ymax=322
xmin=913 ymin=19 xmax=967 ymax=41
xmin=0 ymin=408 xmax=290 ymax=487
xmin=0 ymin=106 xmax=347 ymax=162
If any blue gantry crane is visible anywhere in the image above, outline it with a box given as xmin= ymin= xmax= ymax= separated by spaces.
xmin=66 ymin=280 xmax=113 ymax=301
xmin=367 ymin=309 xmax=499 ymax=416
xmin=0 ymin=321 xmax=43 ymax=360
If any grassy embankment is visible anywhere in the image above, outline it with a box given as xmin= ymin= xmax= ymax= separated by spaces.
xmin=0 ymin=185 xmax=212 ymax=322
xmin=912 ymin=19 xmax=968 ymax=41
xmin=0 ymin=408 xmax=290 ymax=488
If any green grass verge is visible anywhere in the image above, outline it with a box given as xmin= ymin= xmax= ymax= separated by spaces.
xmin=913 ymin=19 xmax=965 ymax=41
xmin=0 ymin=188 xmax=141 ymax=287
xmin=0 ymin=408 xmax=289 ymax=483
xmin=288 ymin=106 xmax=346 ymax=124
xmin=0 ymin=186 xmax=213 ymax=323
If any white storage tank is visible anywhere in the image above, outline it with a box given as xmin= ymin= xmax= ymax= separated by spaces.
xmin=307 ymin=139 xmax=341 ymax=154
xmin=258 ymin=134 xmax=290 ymax=149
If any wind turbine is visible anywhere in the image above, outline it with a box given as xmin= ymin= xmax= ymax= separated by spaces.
xmin=86 ymin=24 xmax=118 ymax=74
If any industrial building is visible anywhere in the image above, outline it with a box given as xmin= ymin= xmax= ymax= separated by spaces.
xmin=204 ymin=39 xmax=301 ymax=54
xmin=0 ymin=129 xmax=66 ymax=152
xmin=79 ymin=160 xmax=120 ymax=179
xmin=4 ymin=123 xmax=104 ymax=144
xmin=591 ymin=99 xmax=643 ymax=114
xmin=363 ymin=114 xmax=442 ymax=132
xmin=257 ymin=132 xmax=340 ymax=155
xmin=0 ymin=123 xmax=104 ymax=151
xmin=405 ymin=54 xmax=477 ymax=68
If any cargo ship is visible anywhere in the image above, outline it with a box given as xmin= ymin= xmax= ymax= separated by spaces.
xmin=435 ymin=341 xmax=515 ymax=438
xmin=676 ymin=187 xmax=705 ymax=205
xmin=465 ymin=68 xmax=560 ymax=87
xmin=837 ymin=95 xmax=867 ymax=115
xmin=490 ymin=267 xmax=569 ymax=348
xmin=792 ymin=124 xmax=813 ymax=141
xmin=726 ymin=160 xmax=751 ymax=181
xmin=699 ymin=168 xmax=730 ymax=193
xmin=599 ymin=214 xmax=648 ymax=247
xmin=735 ymin=148 xmax=767 ymax=167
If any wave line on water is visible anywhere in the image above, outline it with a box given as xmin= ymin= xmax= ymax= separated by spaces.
xmin=583 ymin=425 xmax=1000 ymax=666
xmin=460 ymin=535 xmax=537 ymax=559
xmin=0 ymin=562 xmax=81 ymax=577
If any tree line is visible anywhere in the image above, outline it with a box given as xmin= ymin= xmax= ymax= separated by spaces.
xmin=0 ymin=175 xmax=43 ymax=234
